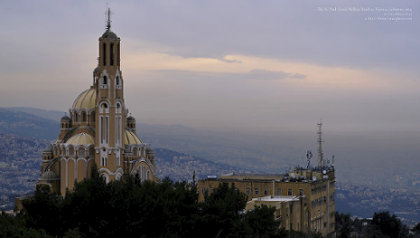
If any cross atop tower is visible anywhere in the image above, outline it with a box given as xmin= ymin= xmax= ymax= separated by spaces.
xmin=106 ymin=8 xmax=111 ymax=30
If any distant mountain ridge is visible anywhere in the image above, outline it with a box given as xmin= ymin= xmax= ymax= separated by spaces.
xmin=0 ymin=107 xmax=419 ymax=225
xmin=0 ymin=108 xmax=59 ymax=140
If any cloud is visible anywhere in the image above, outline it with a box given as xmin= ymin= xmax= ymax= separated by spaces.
xmin=246 ymin=69 xmax=306 ymax=80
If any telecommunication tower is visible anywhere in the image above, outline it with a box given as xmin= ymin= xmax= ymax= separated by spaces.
xmin=317 ymin=121 xmax=324 ymax=167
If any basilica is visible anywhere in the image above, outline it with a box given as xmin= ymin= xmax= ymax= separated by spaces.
xmin=36 ymin=11 xmax=157 ymax=196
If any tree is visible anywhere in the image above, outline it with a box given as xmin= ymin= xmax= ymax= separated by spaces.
xmin=335 ymin=212 xmax=353 ymax=238
xmin=0 ymin=211 xmax=51 ymax=238
xmin=371 ymin=211 xmax=409 ymax=238
xmin=411 ymin=222 xmax=420 ymax=238
xmin=243 ymin=205 xmax=280 ymax=238
xmin=198 ymin=182 xmax=247 ymax=237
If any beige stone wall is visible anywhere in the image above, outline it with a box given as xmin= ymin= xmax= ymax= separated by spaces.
xmin=197 ymin=171 xmax=335 ymax=237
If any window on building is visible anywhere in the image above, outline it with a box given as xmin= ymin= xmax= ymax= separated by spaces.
xmin=110 ymin=43 xmax=114 ymax=66
xmin=255 ymin=188 xmax=259 ymax=195
xmin=103 ymin=43 xmax=106 ymax=65
xmin=246 ymin=188 xmax=250 ymax=196
xmin=103 ymin=76 xmax=107 ymax=85
xmin=277 ymin=189 xmax=281 ymax=195
xmin=299 ymin=189 xmax=304 ymax=196
xmin=82 ymin=111 xmax=86 ymax=122
xmin=105 ymin=117 xmax=109 ymax=144
xmin=116 ymin=76 xmax=120 ymax=85
xmin=101 ymin=157 xmax=107 ymax=166
xmin=264 ymin=189 xmax=267 ymax=195
xmin=288 ymin=189 xmax=292 ymax=196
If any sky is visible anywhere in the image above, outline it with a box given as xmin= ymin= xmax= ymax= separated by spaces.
xmin=0 ymin=0 xmax=419 ymax=134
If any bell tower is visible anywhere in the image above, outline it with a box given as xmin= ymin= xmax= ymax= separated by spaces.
xmin=94 ymin=8 xmax=125 ymax=180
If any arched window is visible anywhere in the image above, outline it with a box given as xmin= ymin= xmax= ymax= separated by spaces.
xmin=82 ymin=111 xmax=86 ymax=122
xmin=103 ymin=76 xmax=107 ymax=85
xmin=110 ymin=43 xmax=114 ymax=66
xmin=101 ymin=157 xmax=107 ymax=166
xmin=103 ymin=43 xmax=106 ymax=66
xmin=116 ymin=76 xmax=120 ymax=85
xmin=74 ymin=112 xmax=78 ymax=122
xmin=100 ymin=102 xmax=108 ymax=113
xmin=99 ymin=103 xmax=109 ymax=145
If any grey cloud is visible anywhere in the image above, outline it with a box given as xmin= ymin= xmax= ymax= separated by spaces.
xmin=246 ymin=69 xmax=306 ymax=80
xmin=144 ymin=69 xmax=305 ymax=81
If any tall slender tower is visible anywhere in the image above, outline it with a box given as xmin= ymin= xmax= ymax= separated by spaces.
xmin=317 ymin=121 xmax=324 ymax=167
xmin=94 ymin=8 xmax=124 ymax=176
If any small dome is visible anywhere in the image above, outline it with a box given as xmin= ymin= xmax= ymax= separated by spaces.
xmin=127 ymin=116 xmax=136 ymax=123
xmin=123 ymin=129 xmax=142 ymax=145
xmin=43 ymin=144 xmax=53 ymax=152
xmin=102 ymin=30 xmax=118 ymax=40
xmin=40 ymin=170 xmax=58 ymax=181
xmin=93 ymin=66 xmax=99 ymax=75
xmin=66 ymin=132 xmax=94 ymax=145
xmin=61 ymin=115 xmax=71 ymax=122
xmin=72 ymin=88 xmax=96 ymax=111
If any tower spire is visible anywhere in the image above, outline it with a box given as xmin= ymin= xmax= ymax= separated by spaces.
xmin=106 ymin=8 xmax=111 ymax=30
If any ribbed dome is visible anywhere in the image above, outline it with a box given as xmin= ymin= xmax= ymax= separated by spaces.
xmin=61 ymin=115 xmax=71 ymax=122
xmin=127 ymin=116 xmax=136 ymax=123
xmin=40 ymin=170 xmax=59 ymax=181
xmin=66 ymin=132 xmax=94 ymax=145
xmin=102 ymin=30 xmax=118 ymax=40
xmin=123 ymin=129 xmax=142 ymax=145
xmin=72 ymin=88 xmax=96 ymax=111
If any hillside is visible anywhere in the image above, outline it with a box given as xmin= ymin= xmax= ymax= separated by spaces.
xmin=0 ymin=107 xmax=419 ymax=225
xmin=0 ymin=108 xmax=59 ymax=140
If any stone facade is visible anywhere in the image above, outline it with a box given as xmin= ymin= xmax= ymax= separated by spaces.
xmin=37 ymin=13 xmax=157 ymax=196
xmin=198 ymin=167 xmax=336 ymax=237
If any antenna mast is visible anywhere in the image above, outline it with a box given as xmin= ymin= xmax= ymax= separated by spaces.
xmin=317 ymin=121 xmax=324 ymax=167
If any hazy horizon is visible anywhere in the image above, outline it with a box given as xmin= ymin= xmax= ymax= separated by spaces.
xmin=1 ymin=0 xmax=419 ymax=134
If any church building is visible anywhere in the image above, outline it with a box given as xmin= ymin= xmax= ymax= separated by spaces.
xmin=37 ymin=10 xmax=157 ymax=196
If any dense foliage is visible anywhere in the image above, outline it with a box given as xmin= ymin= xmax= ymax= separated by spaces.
xmin=1 ymin=167 xmax=418 ymax=238
xmin=336 ymin=211 xmax=419 ymax=238
xmin=0 ymin=169 xmax=284 ymax=238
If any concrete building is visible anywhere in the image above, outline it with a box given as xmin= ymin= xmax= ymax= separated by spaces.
xmin=36 ymin=9 xmax=157 ymax=196
xmin=198 ymin=167 xmax=336 ymax=237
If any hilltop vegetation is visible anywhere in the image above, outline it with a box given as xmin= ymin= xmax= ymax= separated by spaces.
xmin=3 ymin=170 xmax=284 ymax=238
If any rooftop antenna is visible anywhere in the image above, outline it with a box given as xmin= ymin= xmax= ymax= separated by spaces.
xmin=317 ymin=120 xmax=324 ymax=167
xmin=306 ymin=150 xmax=312 ymax=169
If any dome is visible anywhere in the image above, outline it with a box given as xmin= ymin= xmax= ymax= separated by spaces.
xmin=123 ymin=129 xmax=142 ymax=145
xmin=40 ymin=170 xmax=59 ymax=181
xmin=66 ymin=132 xmax=94 ymax=145
xmin=72 ymin=88 xmax=96 ymax=111
xmin=43 ymin=144 xmax=53 ymax=152
xmin=127 ymin=116 xmax=136 ymax=123
xmin=93 ymin=66 xmax=99 ymax=75
xmin=102 ymin=30 xmax=118 ymax=40
xmin=61 ymin=115 xmax=71 ymax=122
